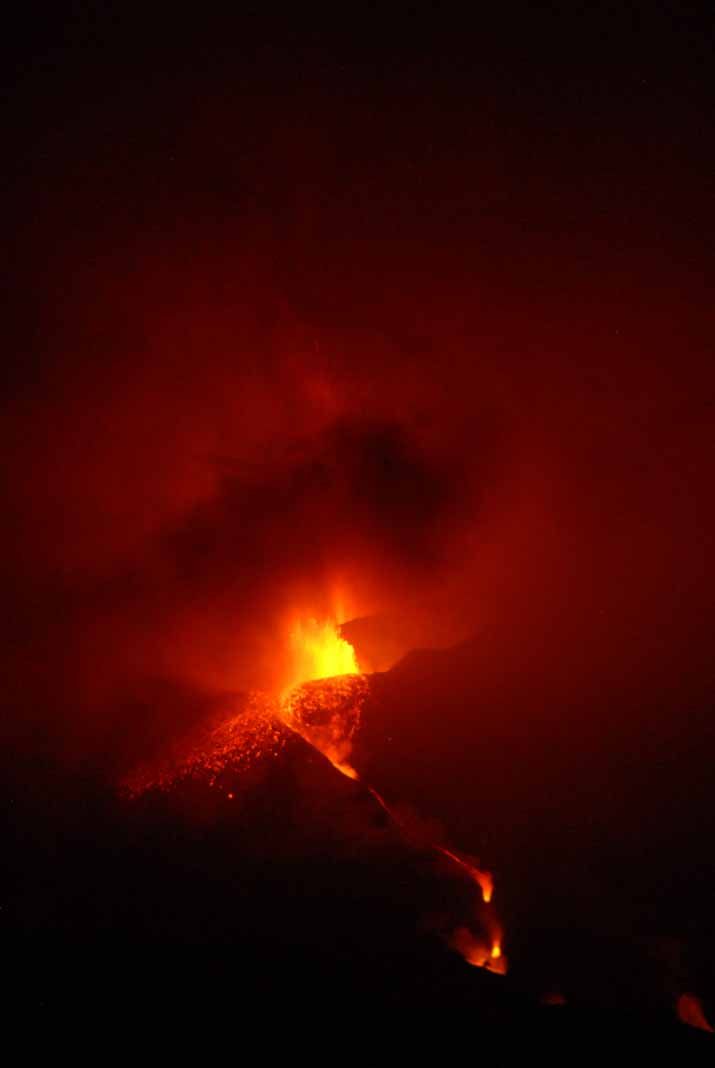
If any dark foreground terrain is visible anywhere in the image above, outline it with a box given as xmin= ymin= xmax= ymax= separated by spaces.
xmin=4 ymin=645 xmax=714 ymax=1052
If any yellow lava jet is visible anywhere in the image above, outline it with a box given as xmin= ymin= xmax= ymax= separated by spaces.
xmin=283 ymin=617 xmax=360 ymax=695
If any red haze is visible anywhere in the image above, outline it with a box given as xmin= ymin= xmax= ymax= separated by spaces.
xmin=3 ymin=54 xmax=713 ymax=796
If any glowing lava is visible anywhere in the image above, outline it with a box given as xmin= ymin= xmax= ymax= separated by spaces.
xmin=282 ymin=618 xmax=360 ymax=694
xmin=439 ymin=845 xmax=493 ymax=904
xmin=280 ymin=674 xmax=367 ymax=780
xmin=127 ymin=612 xmax=506 ymax=978
xmin=276 ymin=616 xmax=504 ymax=975
xmin=450 ymin=926 xmax=507 ymax=975
xmin=278 ymin=617 xmax=364 ymax=779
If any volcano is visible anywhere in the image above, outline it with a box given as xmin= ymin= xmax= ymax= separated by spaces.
xmin=5 ymin=1 xmax=715 ymax=1050
xmin=5 ymin=624 xmax=712 ymax=1049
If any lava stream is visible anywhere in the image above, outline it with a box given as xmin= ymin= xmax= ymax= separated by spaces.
xmin=126 ymin=615 xmax=506 ymax=975
xmin=277 ymin=618 xmax=505 ymax=973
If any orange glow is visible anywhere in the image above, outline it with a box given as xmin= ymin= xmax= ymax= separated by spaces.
xmin=126 ymin=609 xmax=506 ymax=979
xmin=450 ymin=927 xmax=491 ymax=968
xmin=280 ymin=674 xmax=366 ymax=780
xmin=450 ymin=927 xmax=507 ymax=974
xmin=439 ymin=846 xmax=493 ymax=904
xmin=479 ymin=871 xmax=494 ymax=904
xmin=276 ymin=620 xmax=505 ymax=974
xmin=489 ymin=939 xmax=507 ymax=974
xmin=277 ymin=617 xmax=364 ymax=779
xmin=677 ymin=993 xmax=714 ymax=1033
xmin=282 ymin=617 xmax=360 ymax=695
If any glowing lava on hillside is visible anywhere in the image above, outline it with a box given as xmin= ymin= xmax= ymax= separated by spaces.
xmin=278 ymin=617 xmax=365 ymax=779
xmin=277 ymin=619 xmax=501 ymax=942
xmin=127 ymin=615 xmax=505 ymax=975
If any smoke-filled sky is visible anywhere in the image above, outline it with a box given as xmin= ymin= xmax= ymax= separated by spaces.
xmin=3 ymin=5 xmax=713 ymax=779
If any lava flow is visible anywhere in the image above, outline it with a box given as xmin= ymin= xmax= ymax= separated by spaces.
xmin=278 ymin=617 xmax=364 ymax=780
xmin=276 ymin=617 xmax=506 ymax=975
xmin=126 ymin=615 xmax=506 ymax=975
